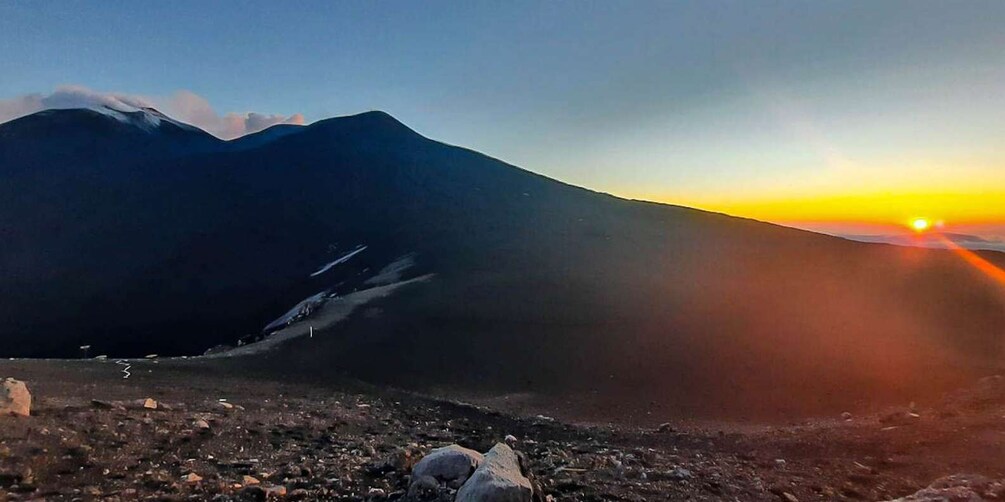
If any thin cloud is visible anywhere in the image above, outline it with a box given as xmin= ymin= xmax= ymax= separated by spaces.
xmin=0 ymin=86 xmax=305 ymax=139
xmin=167 ymin=90 xmax=305 ymax=139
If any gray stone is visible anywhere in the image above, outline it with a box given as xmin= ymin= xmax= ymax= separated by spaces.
xmin=410 ymin=444 xmax=483 ymax=489
xmin=669 ymin=467 xmax=693 ymax=480
xmin=456 ymin=443 xmax=532 ymax=502
xmin=406 ymin=475 xmax=439 ymax=499
xmin=1 ymin=378 xmax=30 ymax=417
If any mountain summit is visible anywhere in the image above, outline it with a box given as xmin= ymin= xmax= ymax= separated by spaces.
xmin=1 ymin=108 xmax=1003 ymax=416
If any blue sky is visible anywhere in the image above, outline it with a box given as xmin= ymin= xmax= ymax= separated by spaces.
xmin=2 ymin=1 xmax=1004 ymax=238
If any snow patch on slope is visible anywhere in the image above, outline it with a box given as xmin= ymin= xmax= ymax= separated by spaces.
xmin=209 ymin=275 xmax=434 ymax=358
xmin=262 ymin=290 xmax=329 ymax=333
xmin=310 ymin=245 xmax=367 ymax=277
xmin=91 ymin=105 xmax=206 ymax=134
xmin=365 ymin=254 xmax=416 ymax=286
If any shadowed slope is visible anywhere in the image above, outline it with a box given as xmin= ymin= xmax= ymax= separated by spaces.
xmin=0 ymin=108 xmax=1003 ymax=416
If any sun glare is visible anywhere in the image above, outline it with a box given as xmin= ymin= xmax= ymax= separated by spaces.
xmin=910 ymin=218 xmax=931 ymax=232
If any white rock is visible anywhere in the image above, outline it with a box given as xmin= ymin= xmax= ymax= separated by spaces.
xmin=456 ymin=443 xmax=532 ymax=502
xmin=411 ymin=444 xmax=483 ymax=489
xmin=1 ymin=378 xmax=31 ymax=417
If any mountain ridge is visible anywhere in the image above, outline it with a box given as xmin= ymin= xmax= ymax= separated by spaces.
xmin=1 ymin=107 xmax=1003 ymax=416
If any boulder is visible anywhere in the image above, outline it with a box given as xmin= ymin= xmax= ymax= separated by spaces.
xmin=456 ymin=443 xmax=532 ymax=502
xmin=411 ymin=444 xmax=483 ymax=489
xmin=1 ymin=378 xmax=31 ymax=417
xmin=406 ymin=475 xmax=440 ymax=499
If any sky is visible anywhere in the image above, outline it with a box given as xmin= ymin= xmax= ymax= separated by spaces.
xmin=1 ymin=0 xmax=1004 ymax=245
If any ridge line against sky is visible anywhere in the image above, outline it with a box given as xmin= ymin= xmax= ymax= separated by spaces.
xmin=1 ymin=1 xmax=1003 ymax=241
xmin=1 ymin=84 xmax=1003 ymax=246
xmin=0 ymin=85 xmax=304 ymax=140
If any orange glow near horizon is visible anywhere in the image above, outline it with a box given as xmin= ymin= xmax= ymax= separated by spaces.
xmin=626 ymin=188 xmax=1005 ymax=239
xmin=688 ymin=192 xmax=1003 ymax=227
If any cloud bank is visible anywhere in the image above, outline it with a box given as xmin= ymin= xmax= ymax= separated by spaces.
xmin=0 ymin=86 xmax=305 ymax=139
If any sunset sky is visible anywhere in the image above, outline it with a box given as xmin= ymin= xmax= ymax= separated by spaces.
xmin=2 ymin=1 xmax=1003 ymax=243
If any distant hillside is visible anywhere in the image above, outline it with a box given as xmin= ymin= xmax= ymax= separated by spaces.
xmin=1 ymin=107 xmax=1003 ymax=416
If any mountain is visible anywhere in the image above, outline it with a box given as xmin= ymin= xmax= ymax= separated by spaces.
xmin=1 ymin=108 xmax=1004 ymax=416
xmin=225 ymin=123 xmax=305 ymax=151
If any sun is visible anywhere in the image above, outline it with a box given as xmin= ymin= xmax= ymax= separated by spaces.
xmin=910 ymin=218 xmax=932 ymax=232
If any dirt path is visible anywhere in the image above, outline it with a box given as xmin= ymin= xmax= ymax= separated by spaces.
xmin=1 ymin=359 xmax=1003 ymax=500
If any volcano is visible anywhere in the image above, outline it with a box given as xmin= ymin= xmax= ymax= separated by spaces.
xmin=1 ymin=107 xmax=1003 ymax=416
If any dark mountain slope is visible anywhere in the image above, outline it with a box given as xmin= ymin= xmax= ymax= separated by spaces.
xmin=224 ymin=123 xmax=305 ymax=151
xmin=0 ymin=107 xmax=221 ymax=171
xmin=0 ymin=109 xmax=1003 ymax=415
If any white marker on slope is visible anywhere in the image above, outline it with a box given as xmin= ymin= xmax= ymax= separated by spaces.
xmin=115 ymin=360 xmax=132 ymax=379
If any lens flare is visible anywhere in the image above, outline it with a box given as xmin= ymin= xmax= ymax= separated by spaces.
xmin=936 ymin=234 xmax=1005 ymax=287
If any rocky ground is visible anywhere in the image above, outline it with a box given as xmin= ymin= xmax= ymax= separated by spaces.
xmin=3 ymin=359 xmax=1005 ymax=501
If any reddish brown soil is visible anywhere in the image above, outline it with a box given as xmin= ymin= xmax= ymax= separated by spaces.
xmin=1 ymin=358 xmax=1004 ymax=501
